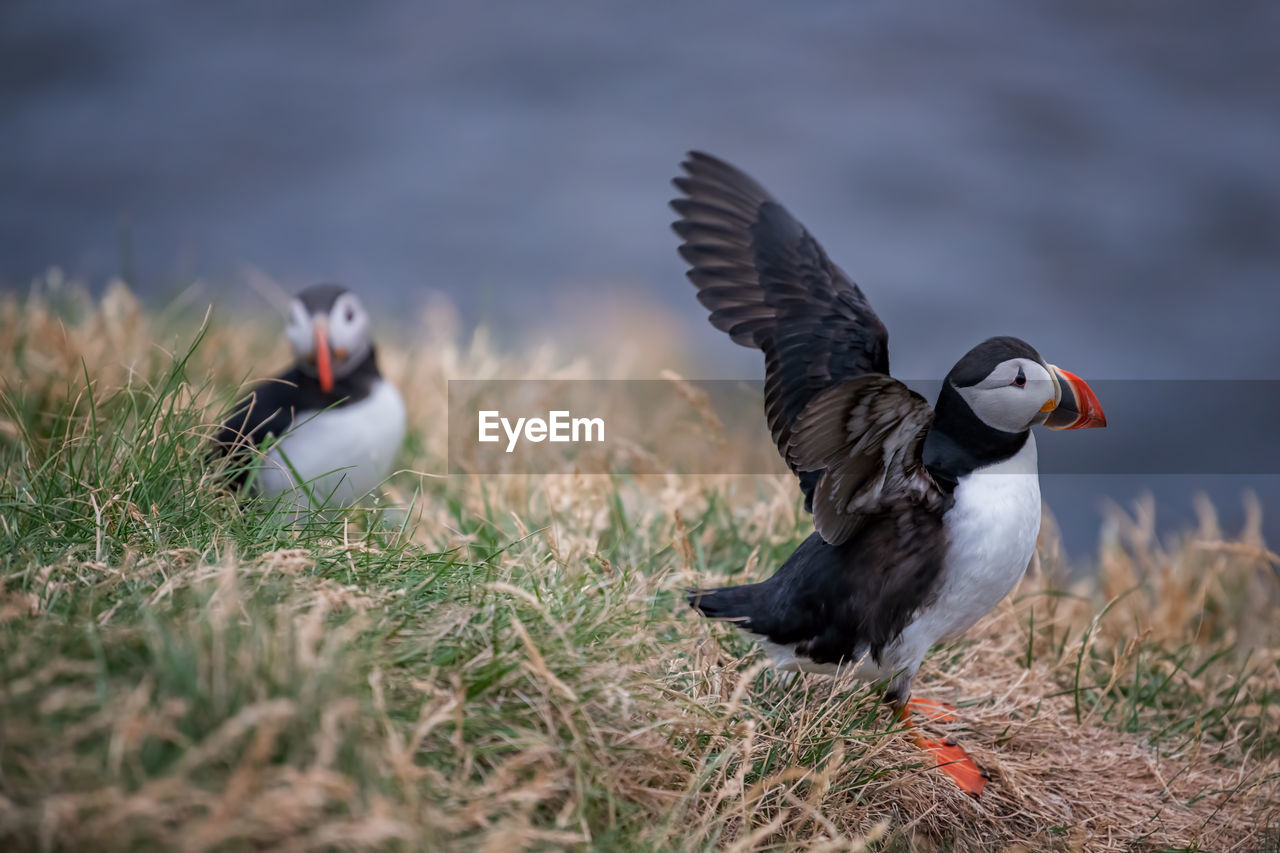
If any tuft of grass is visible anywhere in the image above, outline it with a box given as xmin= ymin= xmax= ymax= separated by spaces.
xmin=1 ymin=277 xmax=1278 ymax=851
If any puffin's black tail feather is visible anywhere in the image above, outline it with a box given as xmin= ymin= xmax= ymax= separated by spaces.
xmin=686 ymin=585 xmax=758 ymax=624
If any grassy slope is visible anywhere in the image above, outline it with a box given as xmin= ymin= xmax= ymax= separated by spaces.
xmin=1 ymin=282 xmax=1278 ymax=852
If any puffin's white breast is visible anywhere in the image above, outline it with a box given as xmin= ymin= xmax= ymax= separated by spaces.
xmin=256 ymin=379 xmax=406 ymax=509
xmin=906 ymin=433 xmax=1041 ymax=651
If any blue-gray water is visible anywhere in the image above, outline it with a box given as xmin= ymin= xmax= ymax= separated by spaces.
xmin=4 ymin=1 xmax=1279 ymax=556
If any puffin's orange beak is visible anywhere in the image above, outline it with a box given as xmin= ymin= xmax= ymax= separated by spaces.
xmin=1044 ymin=365 xmax=1106 ymax=430
xmin=313 ymin=317 xmax=333 ymax=393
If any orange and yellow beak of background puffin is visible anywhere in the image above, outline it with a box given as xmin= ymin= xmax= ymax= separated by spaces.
xmin=1043 ymin=364 xmax=1106 ymax=430
xmin=313 ymin=317 xmax=333 ymax=392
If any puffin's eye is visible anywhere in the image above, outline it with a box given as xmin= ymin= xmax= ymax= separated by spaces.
xmin=1012 ymin=367 xmax=1026 ymax=388
xmin=345 ymin=307 xmax=356 ymax=323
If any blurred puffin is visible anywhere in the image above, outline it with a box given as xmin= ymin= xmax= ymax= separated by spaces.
xmin=211 ymin=284 xmax=405 ymax=509
xmin=673 ymin=152 xmax=1106 ymax=797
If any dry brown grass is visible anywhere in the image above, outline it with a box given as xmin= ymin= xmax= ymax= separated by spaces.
xmin=1 ymin=276 xmax=1278 ymax=851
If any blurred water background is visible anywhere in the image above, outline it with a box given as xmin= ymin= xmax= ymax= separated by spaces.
xmin=3 ymin=0 xmax=1278 ymax=556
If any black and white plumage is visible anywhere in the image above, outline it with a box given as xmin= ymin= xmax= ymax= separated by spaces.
xmin=211 ymin=284 xmax=405 ymax=509
xmin=674 ymin=152 xmax=1106 ymax=708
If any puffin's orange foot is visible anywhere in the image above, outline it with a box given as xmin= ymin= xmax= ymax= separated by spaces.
xmin=906 ymin=696 xmax=959 ymax=723
xmin=911 ymin=732 xmax=989 ymax=797
xmin=896 ymin=700 xmax=989 ymax=797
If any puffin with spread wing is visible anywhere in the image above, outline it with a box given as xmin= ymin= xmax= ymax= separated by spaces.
xmin=673 ymin=152 xmax=1106 ymax=796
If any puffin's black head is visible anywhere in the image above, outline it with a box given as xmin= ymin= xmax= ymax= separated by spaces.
xmin=946 ymin=336 xmax=1042 ymax=390
xmin=942 ymin=335 xmax=1106 ymax=434
xmin=285 ymin=284 xmax=374 ymax=392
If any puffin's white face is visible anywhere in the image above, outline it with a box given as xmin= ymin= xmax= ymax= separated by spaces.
xmin=954 ymin=357 xmax=1058 ymax=434
xmin=325 ymin=291 xmax=372 ymax=363
xmin=284 ymin=299 xmax=314 ymax=360
xmin=284 ymin=290 xmax=373 ymax=391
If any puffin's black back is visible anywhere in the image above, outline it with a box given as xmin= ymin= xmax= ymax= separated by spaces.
xmin=688 ymin=499 xmax=947 ymax=677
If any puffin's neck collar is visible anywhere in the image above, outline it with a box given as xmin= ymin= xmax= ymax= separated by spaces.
xmin=295 ymin=346 xmax=381 ymax=399
xmin=923 ymin=381 xmax=1029 ymax=492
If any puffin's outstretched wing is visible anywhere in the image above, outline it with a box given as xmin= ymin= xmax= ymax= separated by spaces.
xmin=673 ymin=152 xmax=930 ymax=540
xmin=787 ymin=376 xmax=946 ymax=544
